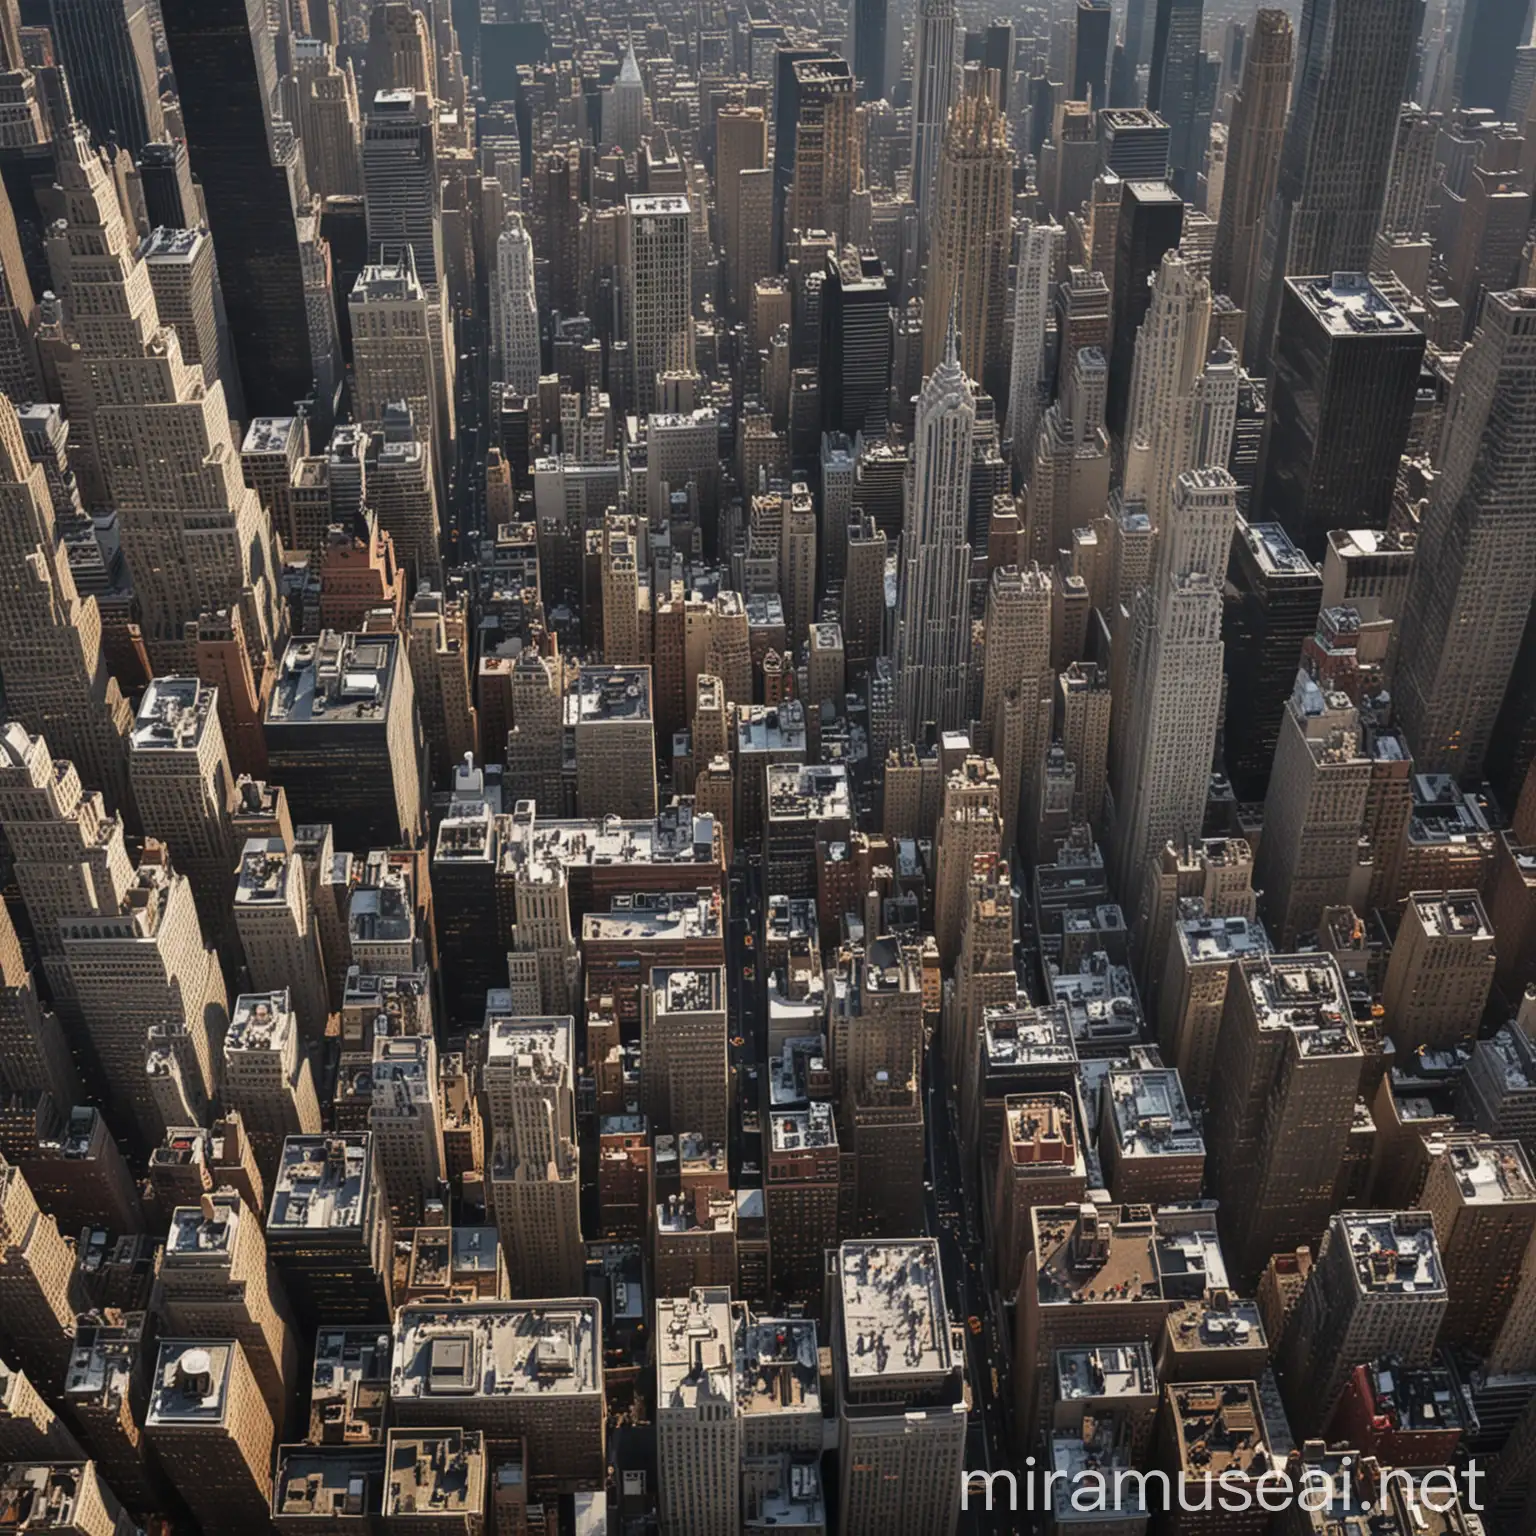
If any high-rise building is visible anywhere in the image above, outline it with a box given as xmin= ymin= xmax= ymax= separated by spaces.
xmin=923 ymin=74 xmax=1014 ymax=399
xmin=833 ymin=1240 xmax=967 ymax=1536
xmin=362 ymin=89 xmax=442 ymax=289
xmin=1147 ymin=0 xmax=1206 ymax=198
xmin=1210 ymin=10 xmax=1293 ymax=315
xmin=43 ymin=126 xmax=283 ymax=673
xmin=1246 ymin=0 xmax=1421 ymax=365
xmin=717 ymin=104 xmax=768 ymax=318
xmin=1108 ymin=469 xmax=1234 ymax=894
xmin=894 ymin=323 xmax=975 ymax=737
xmin=655 ymin=1286 xmax=739 ymax=1534
xmin=910 ymin=0 xmax=959 ymax=219
xmin=852 ymin=0 xmax=889 ymax=101
xmin=622 ymin=195 xmax=694 ymax=417
xmin=156 ymin=1191 xmax=297 ymax=1427
xmin=606 ymin=41 xmax=645 ymax=153
xmin=1381 ymin=891 xmax=1496 ymax=1053
xmin=567 ymin=665 xmax=658 ymax=820
xmin=1073 ymin=0 xmax=1113 ymax=105
xmin=0 ymin=1362 xmax=86 ymax=1461
xmin=481 ymin=1012 xmax=583 ymax=1297
xmin=160 ymin=0 xmax=318 ymax=417
xmin=785 ymin=57 xmax=861 ymax=246
xmin=1024 ymin=346 xmax=1113 ymax=571
xmin=978 ymin=565 xmax=1053 ymax=852
xmin=491 ymin=213 xmax=539 ymax=394
xmin=50 ymin=0 xmax=163 ymax=155
xmin=0 ymin=393 xmax=130 ymax=811
xmin=1274 ymin=1212 xmax=1446 ymax=1434
xmin=642 ymin=967 xmax=730 ymax=1145
xmin=0 ymin=1163 xmax=89 ymax=1396
xmin=369 ymin=1026 xmax=444 ymax=1229
xmin=1108 ymin=181 xmax=1184 ymax=437
xmin=820 ymin=250 xmax=891 ymax=441
xmin=145 ymin=1339 xmax=275 ymax=1530
xmin=1397 ymin=290 xmax=1536 ymax=780
xmin=221 ymin=991 xmax=321 ymax=1189
xmin=1206 ymin=954 xmax=1362 ymax=1283
xmin=1452 ymin=0 xmax=1532 ymax=114
xmin=1253 ymin=676 xmax=1371 ymax=947
xmin=993 ymin=1094 xmax=1087 ymax=1296
xmin=0 ymin=896 xmax=79 ymax=1114
xmin=1258 ymin=274 xmax=1424 ymax=558
xmin=0 ymin=1461 xmax=136 ymax=1536
xmin=1006 ymin=220 xmax=1064 ymax=472
xmin=232 ymin=841 xmax=329 ymax=1041
xmin=289 ymin=38 xmax=363 ymax=200
xmin=933 ymin=758 xmax=1004 ymax=965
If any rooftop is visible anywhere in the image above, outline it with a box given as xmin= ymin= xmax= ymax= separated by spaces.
xmin=1054 ymin=1342 xmax=1155 ymax=1402
xmin=656 ymin=1288 xmax=734 ymax=1411
xmin=983 ymin=1003 xmax=1076 ymax=1069
xmin=273 ymin=1445 xmax=385 ymax=1522
xmin=1166 ymin=1381 xmax=1275 ymax=1477
xmin=1178 ymin=913 xmax=1269 ymax=963
xmin=1434 ymin=1137 xmax=1536 ymax=1205
xmin=270 ymin=1136 xmax=374 ymax=1233
xmin=1243 ymin=956 xmax=1358 ymax=1055
xmin=392 ymin=1302 xmax=601 ymax=1401
xmin=736 ymin=1313 xmax=819 ymax=1417
xmin=1409 ymin=890 xmax=1493 ymax=940
xmin=165 ymin=1193 xmax=243 ymax=1261
xmin=1165 ymin=1294 xmax=1267 ymax=1356
xmin=269 ymin=632 xmax=400 ymax=727
xmin=766 ymin=763 xmax=851 ymax=822
xmin=566 ymin=667 xmax=652 ymax=725
xmin=1035 ymin=1204 xmax=1160 ymax=1306
xmin=225 ymin=990 xmax=296 ymax=1055
xmin=236 ymin=839 xmax=302 ymax=906
xmin=1291 ymin=272 xmax=1419 ymax=338
xmin=1105 ymin=1067 xmax=1204 ymax=1159
xmin=383 ymin=1429 xmax=484 ymax=1519
xmin=652 ymin=966 xmax=724 ymax=1015
xmin=147 ymin=1340 xmax=236 ymax=1426
xmin=770 ymin=1101 xmax=835 ymax=1151
xmin=581 ymin=889 xmax=723 ymax=945
xmin=482 ymin=1013 xmax=573 ymax=1080
xmin=0 ymin=1465 xmax=104 ymax=1532
xmin=1238 ymin=520 xmax=1318 ymax=578
xmin=131 ymin=677 xmax=217 ymax=753
xmin=838 ymin=1240 xmax=951 ymax=1381
xmin=1337 ymin=1213 xmax=1445 ymax=1296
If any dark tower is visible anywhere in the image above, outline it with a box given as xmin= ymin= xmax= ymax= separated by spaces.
xmin=1107 ymin=179 xmax=1183 ymax=436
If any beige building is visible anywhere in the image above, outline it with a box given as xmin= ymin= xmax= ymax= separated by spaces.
xmin=643 ymin=967 xmax=730 ymax=1145
xmin=834 ymin=1240 xmax=967 ymax=1536
xmin=932 ymin=757 xmax=1003 ymax=964
xmin=0 ymin=1462 xmax=136 ymax=1536
xmin=371 ymin=1026 xmax=445 ymax=1228
xmin=0 ymin=1360 xmax=84 ymax=1461
xmin=656 ymin=1287 xmax=740 ymax=1536
xmin=382 ymin=1428 xmax=485 ymax=1533
xmin=567 ymin=665 xmax=658 ymax=820
xmin=1098 ymin=1063 xmax=1206 ymax=1206
xmin=142 ymin=227 xmax=221 ymax=391
xmin=1132 ymin=836 xmax=1257 ymax=1003
xmin=992 ymin=1094 xmax=1087 ymax=1298
xmin=0 ymin=894 xmax=80 ymax=1114
xmin=978 ymin=566 xmax=1052 ymax=854
xmin=717 ymin=105 xmax=768 ymax=315
xmin=348 ymin=252 xmax=440 ymax=477
xmin=156 ymin=1192 xmax=298 ymax=1426
xmin=390 ymin=1301 xmax=605 ymax=1492
xmin=232 ymin=841 xmax=330 ymax=1041
xmin=622 ymin=195 xmax=694 ymax=416
xmin=1382 ymin=890 xmax=1496 ymax=1053
xmin=221 ymin=990 xmax=322 ymax=1192
xmin=1157 ymin=910 xmax=1269 ymax=1099
xmin=145 ymin=1339 xmax=275 ymax=1531
xmin=482 ymin=1013 xmax=583 ymax=1297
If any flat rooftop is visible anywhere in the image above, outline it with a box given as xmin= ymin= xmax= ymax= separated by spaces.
xmin=391 ymin=1301 xmax=601 ymax=1401
xmin=1178 ymin=913 xmax=1269 ymax=963
xmin=270 ymin=1136 xmax=374 ymax=1233
xmin=483 ymin=1012 xmax=573 ymax=1079
xmin=1166 ymin=1381 xmax=1274 ymax=1476
xmin=1238 ymin=521 xmax=1318 ymax=578
xmin=269 ymin=633 xmax=400 ymax=727
xmin=1055 ymin=1342 xmax=1155 ymax=1402
xmin=566 ymin=667 xmax=652 ymax=725
xmin=1435 ymin=1138 xmax=1536 ymax=1205
xmin=132 ymin=676 xmax=217 ymax=753
xmin=0 ymin=1465 xmax=107 ymax=1532
xmin=1035 ymin=1205 xmax=1161 ymax=1306
xmin=1165 ymin=1295 xmax=1267 ymax=1356
xmin=147 ymin=1340 xmax=237 ymax=1426
xmin=503 ymin=803 xmax=719 ymax=881
xmin=983 ymin=1004 xmax=1076 ymax=1068
xmin=652 ymin=966 xmax=724 ymax=1015
xmin=1243 ymin=957 xmax=1358 ymax=1050
xmin=1291 ymin=272 xmax=1419 ymax=337
xmin=165 ymin=1192 xmax=243 ymax=1261
xmin=383 ymin=1429 xmax=484 ymax=1519
xmin=656 ymin=1289 xmax=734 ymax=1411
xmin=236 ymin=839 xmax=302 ymax=906
xmin=1337 ymin=1213 xmax=1445 ymax=1296
xmin=273 ymin=1445 xmax=385 ymax=1522
xmin=736 ymin=1313 xmax=819 ymax=1417
xmin=226 ymin=990 xmax=296 ymax=1055
xmin=766 ymin=763 xmax=851 ymax=821
xmin=1105 ymin=1067 xmax=1204 ymax=1159
xmin=627 ymin=193 xmax=691 ymax=216
xmin=770 ymin=1101 xmax=835 ymax=1151
xmin=1409 ymin=890 xmax=1493 ymax=940
xmin=582 ymin=889 xmax=722 ymax=945
xmin=838 ymin=1240 xmax=951 ymax=1382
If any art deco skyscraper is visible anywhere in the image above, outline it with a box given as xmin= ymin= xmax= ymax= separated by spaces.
xmin=1246 ymin=0 xmax=1421 ymax=364
xmin=43 ymin=126 xmax=282 ymax=675
xmin=910 ymin=0 xmax=959 ymax=219
xmin=1210 ymin=10 xmax=1293 ymax=314
xmin=160 ymin=0 xmax=319 ymax=417
xmin=895 ymin=324 xmax=975 ymax=738
xmin=1108 ymin=468 xmax=1235 ymax=891
xmin=656 ymin=1287 xmax=739 ymax=1535
xmin=288 ymin=38 xmax=363 ymax=199
xmin=491 ymin=213 xmax=540 ymax=394
xmin=717 ymin=104 xmax=768 ymax=318
xmin=922 ymin=73 xmax=1014 ymax=399
xmin=0 ymin=1163 xmax=90 ymax=1396
xmin=978 ymin=565 xmax=1053 ymax=853
xmin=0 ymin=392 xmax=130 ymax=811
xmin=622 ymin=194 xmax=694 ymax=416
xmin=1006 ymin=219 xmax=1064 ymax=473
xmin=1398 ymin=290 xmax=1536 ymax=779
xmin=785 ymin=57 xmax=861 ymax=246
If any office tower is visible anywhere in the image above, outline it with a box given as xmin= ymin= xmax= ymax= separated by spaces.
xmin=233 ymin=842 xmax=329 ymax=1041
xmin=1397 ymin=290 xmax=1536 ymax=780
xmin=1275 ymin=1212 xmax=1446 ymax=1434
xmin=0 ymin=394 xmax=130 ymax=810
xmin=786 ymin=57 xmax=861 ymax=245
xmin=852 ymin=0 xmax=889 ymax=101
xmin=50 ymin=0 xmax=161 ymax=154
xmin=606 ymin=40 xmax=645 ymax=152
xmin=61 ymin=841 xmax=226 ymax=1148
xmin=933 ymin=758 xmax=1004 ymax=964
xmin=480 ymin=1014 xmax=582 ymax=1296
xmin=157 ymin=1192 xmax=297 ymax=1427
xmin=1147 ymin=0 xmax=1205 ymax=197
xmin=779 ymin=484 xmax=817 ymax=646
xmin=141 ymin=228 xmax=221 ymax=395
xmin=766 ymin=1097 xmax=841 ymax=1302
xmin=1073 ymin=0 xmax=1112 ymax=104
xmin=369 ymin=404 xmax=442 ymax=586
xmin=221 ymin=991 xmax=321 ymax=1189
xmin=432 ymin=803 xmax=502 ymax=1029
xmin=567 ymin=666 xmax=657 ymax=820
xmin=0 ymin=195 xmax=36 ymax=410
xmin=490 ymin=214 xmax=539 ymax=394
xmin=362 ymin=89 xmax=441 ymax=289
xmin=656 ymin=1287 xmax=738 ymax=1534
xmin=1422 ymin=1136 xmax=1536 ymax=1351
xmin=1378 ymin=106 xmax=1438 ymax=248
xmin=978 ymin=565 xmax=1052 ymax=850
xmin=1108 ymin=469 xmax=1233 ymax=892
xmin=146 ymin=1340 xmax=274 ymax=1531
xmin=1453 ymin=0 xmax=1531 ymax=113
xmin=622 ymin=195 xmax=693 ymax=416
xmin=993 ymin=1095 xmax=1087 ymax=1297
xmin=717 ymin=104 xmax=767 ymax=317
xmin=44 ymin=126 xmax=282 ymax=673
xmin=0 ymin=1164 xmax=88 ymax=1396
xmin=1253 ymin=677 xmax=1370 ymax=946
xmin=1025 ymin=347 xmax=1112 ymax=569
xmin=642 ymin=967 xmax=730 ymax=1145
xmin=1222 ymin=522 xmax=1323 ymax=800
xmin=1211 ymin=11 xmax=1293 ymax=314
xmin=1005 ymin=219 xmax=1064 ymax=472
xmin=289 ymin=38 xmax=362 ymax=199
xmin=1259 ymin=275 xmax=1424 ymax=558
xmin=265 ymin=631 xmax=424 ymax=852
xmin=1108 ymin=181 xmax=1184 ymax=436
xmin=137 ymin=138 xmax=199 ymax=231
xmin=266 ymin=1134 xmax=392 ymax=1332
xmin=923 ymin=76 xmax=1014 ymax=399
xmin=0 ymin=1461 xmax=135 ymax=1536
xmin=1381 ymin=891 xmax=1495 ymax=1052
xmin=820 ymin=250 xmax=891 ymax=440
xmin=0 ymin=897 xmax=79 ymax=1113
xmin=1246 ymin=0 xmax=1421 ymax=365
xmin=369 ymin=1027 xmax=443 ymax=1228
xmin=160 ymin=0 xmax=317 ymax=416
xmin=948 ymin=855 xmax=1016 ymax=1096
xmin=833 ymin=1240 xmax=967 ymax=1536
xmin=894 ymin=324 xmax=975 ymax=738
xmin=390 ymin=1300 xmax=606 ymax=1491
xmin=842 ymin=514 xmax=887 ymax=665
xmin=1206 ymin=954 xmax=1361 ymax=1283
xmin=14 ymin=1102 xmax=142 ymax=1239
xmin=910 ymin=0 xmax=959 ymax=218
xmin=127 ymin=678 xmax=238 ymax=937
xmin=0 ymin=1361 xmax=85 ymax=1460
xmin=348 ymin=252 xmax=443 ymax=475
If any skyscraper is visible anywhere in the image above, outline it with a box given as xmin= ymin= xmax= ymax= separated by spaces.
xmin=1108 ymin=468 xmax=1234 ymax=891
xmin=362 ymin=88 xmax=443 ymax=289
xmin=491 ymin=213 xmax=540 ymax=393
xmin=1210 ymin=10 xmax=1293 ymax=315
xmin=895 ymin=323 xmax=975 ymax=737
xmin=1397 ymin=290 xmax=1536 ymax=780
xmin=852 ymin=0 xmax=889 ymax=102
xmin=1452 ymin=0 xmax=1532 ymax=115
xmin=622 ymin=195 xmax=694 ymax=416
xmin=820 ymin=250 xmax=892 ymax=440
xmin=785 ymin=57 xmax=861 ymax=246
xmin=910 ymin=0 xmax=959 ymax=219
xmin=1108 ymin=181 xmax=1184 ymax=437
xmin=1246 ymin=0 xmax=1421 ymax=364
xmin=1259 ymin=274 xmax=1425 ymax=558
xmin=160 ymin=0 xmax=319 ymax=417
xmin=1006 ymin=219 xmax=1064 ymax=472
xmin=922 ymin=73 xmax=1014 ymax=399
xmin=49 ymin=0 xmax=163 ymax=155
xmin=1147 ymin=0 xmax=1205 ymax=199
